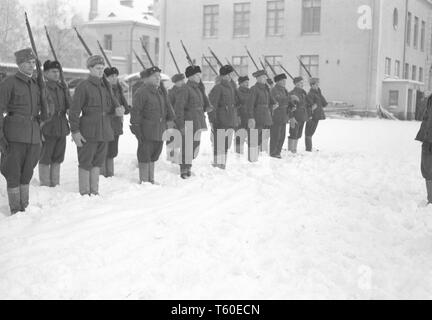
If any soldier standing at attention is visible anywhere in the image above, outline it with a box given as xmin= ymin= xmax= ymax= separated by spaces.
xmin=130 ymin=67 xmax=175 ymax=184
xmin=208 ymin=65 xmax=238 ymax=169
xmin=167 ymin=73 xmax=186 ymax=162
xmin=39 ymin=60 xmax=71 ymax=187
xmin=235 ymin=76 xmax=251 ymax=154
xmin=305 ymin=77 xmax=328 ymax=152
xmin=0 ymin=48 xmax=47 ymax=214
xmin=69 ymin=55 xmax=119 ymax=196
xmin=270 ymin=73 xmax=290 ymax=159
xmin=246 ymin=70 xmax=277 ymax=162
xmin=174 ymin=66 xmax=208 ymax=179
xmin=288 ymin=77 xmax=309 ymax=154
xmin=102 ymin=67 xmax=128 ymax=177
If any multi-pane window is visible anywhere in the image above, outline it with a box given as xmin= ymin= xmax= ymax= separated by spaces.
xmin=202 ymin=56 xmax=218 ymax=82
xmin=385 ymin=57 xmax=391 ymax=76
xmin=404 ymin=63 xmax=409 ymax=79
xmin=414 ymin=16 xmax=419 ymax=48
xmin=395 ymin=60 xmax=400 ymax=77
xmin=104 ymin=34 xmax=113 ymax=51
xmin=302 ymin=0 xmax=321 ymax=34
xmin=412 ymin=65 xmax=417 ymax=81
xmin=406 ymin=12 xmax=412 ymax=46
xmin=389 ymin=90 xmax=399 ymax=106
xmin=419 ymin=67 xmax=424 ymax=82
xmin=264 ymin=55 xmax=283 ymax=74
xmin=299 ymin=55 xmax=319 ymax=78
xmin=266 ymin=0 xmax=285 ymax=36
xmin=233 ymin=3 xmax=250 ymax=37
xmin=232 ymin=56 xmax=249 ymax=76
xmin=203 ymin=5 xmax=219 ymax=38
xmin=421 ymin=21 xmax=426 ymax=51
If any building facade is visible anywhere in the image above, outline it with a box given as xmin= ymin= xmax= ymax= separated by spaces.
xmin=159 ymin=0 xmax=432 ymax=119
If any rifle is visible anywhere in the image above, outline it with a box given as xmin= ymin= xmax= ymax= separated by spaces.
xmin=25 ymin=13 xmax=50 ymax=120
xmin=167 ymin=42 xmax=181 ymax=74
xmin=97 ymin=40 xmax=128 ymax=108
xmin=245 ymin=46 xmax=259 ymax=71
xmin=264 ymin=58 xmax=278 ymax=77
xmin=225 ymin=58 xmax=240 ymax=77
xmin=140 ymin=37 xmax=155 ymax=67
xmin=278 ymin=63 xmax=295 ymax=81
xmin=297 ymin=56 xmax=312 ymax=78
xmin=180 ymin=40 xmax=194 ymax=66
xmin=44 ymin=25 xmax=70 ymax=110
xmin=203 ymin=55 xmax=218 ymax=75
xmin=133 ymin=49 xmax=146 ymax=70
xmin=208 ymin=47 xmax=223 ymax=68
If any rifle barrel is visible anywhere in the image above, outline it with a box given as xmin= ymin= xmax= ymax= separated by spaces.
xmin=278 ymin=63 xmax=295 ymax=80
xmin=245 ymin=46 xmax=259 ymax=71
xmin=297 ymin=56 xmax=312 ymax=78
xmin=167 ymin=42 xmax=181 ymax=74
xmin=133 ymin=49 xmax=146 ymax=70
xmin=140 ymin=37 xmax=155 ymax=67
xmin=74 ymin=27 xmax=93 ymax=56
xmin=264 ymin=58 xmax=277 ymax=76
xmin=203 ymin=55 xmax=218 ymax=76
xmin=97 ymin=40 xmax=113 ymax=68
xmin=180 ymin=40 xmax=194 ymax=66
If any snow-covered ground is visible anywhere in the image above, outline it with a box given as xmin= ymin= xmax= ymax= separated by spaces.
xmin=1 ymin=118 xmax=432 ymax=300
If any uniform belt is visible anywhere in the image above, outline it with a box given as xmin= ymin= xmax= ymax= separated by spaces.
xmin=7 ymin=112 xmax=38 ymax=121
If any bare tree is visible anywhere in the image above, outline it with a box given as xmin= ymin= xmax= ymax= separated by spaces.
xmin=0 ymin=0 xmax=28 ymax=61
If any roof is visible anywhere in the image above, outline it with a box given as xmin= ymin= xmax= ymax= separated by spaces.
xmin=85 ymin=5 xmax=160 ymax=27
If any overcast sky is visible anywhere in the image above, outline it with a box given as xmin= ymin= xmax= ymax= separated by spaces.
xmin=20 ymin=0 xmax=153 ymax=19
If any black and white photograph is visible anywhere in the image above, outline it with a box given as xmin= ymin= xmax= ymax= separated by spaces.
xmin=0 ymin=0 xmax=432 ymax=302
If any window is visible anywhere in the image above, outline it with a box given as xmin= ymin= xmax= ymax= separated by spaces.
xmin=412 ymin=65 xmax=417 ymax=80
xmin=155 ymin=37 xmax=159 ymax=62
xmin=389 ymin=90 xmax=399 ymax=106
xmin=385 ymin=57 xmax=391 ymax=76
xmin=393 ymin=8 xmax=398 ymax=29
xmin=203 ymin=5 xmax=219 ymax=38
xmin=202 ymin=56 xmax=218 ymax=82
xmin=302 ymin=0 xmax=321 ymax=34
xmin=421 ymin=21 xmax=426 ymax=51
xmin=264 ymin=55 xmax=283 ymax=74
xmin=419 ymin=67 xmax=424 ymax=82
xmin=406 ymin=12 xmax=412 ymax=46
xmin=404 ymin=63 xmax=409 ymax=79
xmin=141 ymin=35 xmax=150 ymax=48
xmin=234 ymin=3 xmax=250 ymax=37
xmin=395 ymin=60 xmax=400 ymax=77
xmin=414 ymin=16 xmax=419 ymax=48
xmin=266 ymin=0 xmax=285 ymax=36
xmin=299 ymin=55 xmax=319 ymax=78
xmin=232 ymin=56 xmax=249 ymax=76
xmin=104 ymin=34 xmax=113 ymax=51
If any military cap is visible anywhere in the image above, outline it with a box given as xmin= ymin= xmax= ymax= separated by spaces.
xmin=171 ymin=73 xmax=185 ymax=83
xmin=309 ymin=77 xmax=319 ymax=85
xmin=252 ymin=70 xmax=266 ymax=78
xmin=43 ymin=60 xmax=61 ymax=71
xmin=219 ymin=65 xmax=234 ymax=76
xmin=104 ymin=67 xmax=119 ymax=77
xmin=15 ymin=48 xmax=36 ymax=65
xmin=86 ymin=55 xmax=105 ymax=68
xmin=143 ymin=66 xmax=162 ymax=78
xmin=293 ymin=76 xmax=304 ymax=85
xmin=238 ymin=76 xmax=249 ymax=85
xmin=274 ymin=73 xmax=287 ymax=83
xmin=185 ymin=65 xmax=202 ymax=78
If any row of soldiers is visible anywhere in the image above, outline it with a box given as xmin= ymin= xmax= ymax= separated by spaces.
xmin=0 ymin=47 xmax=327 ymax=215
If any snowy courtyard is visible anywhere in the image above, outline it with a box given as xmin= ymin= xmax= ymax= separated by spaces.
xmin=1 ymin=118 xmax=432 ymax=299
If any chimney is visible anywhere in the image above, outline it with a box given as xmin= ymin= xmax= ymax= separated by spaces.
xmin=120 ymin=0 xmax=134 ymax=8
xmin=89 ymin=0 xmax=98 ymax=20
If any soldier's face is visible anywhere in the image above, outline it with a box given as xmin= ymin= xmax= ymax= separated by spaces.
xmin=107 ymin=74 xmax=118 ymax=85
xmin=89 ymin=64 xmax=105 ymax=78
xmin=148 ymin=72 xmax=161 ymax=86
xmin=190 ymin=73 xmax=201 ymax=83
xmin=175 ymin=80 xmax=185 ymax=87
xmin=19 ymin=59 xmax=36 ymax=76
xmin=45 ymin=69 xmax=60 ymax=82
xmin=311 ymin=83 xmax=319 ymax=89
xmin=240 ymin=81 xmax=249 ymax=88
xmin=296 ymin=81 xmax=304 ymax=89
xmin=278 ymin=79 xmax=287 ymax=87
xmin=257 ymin=75 xmax=267 ymax=84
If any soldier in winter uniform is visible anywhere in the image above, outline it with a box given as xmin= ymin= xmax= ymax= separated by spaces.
xmin=305 ymin=78 xmax=328 ymax=152
xmin=208 ymin=65 xmax=238 ymax=169
xmin=130 ymin=67 xmax=175 ymax=184
xmin=288 ymin=77 xmax=309 ymax=154
xmin=69 ymin=55 xmax=121 ymax=196
xmin=102 ymin=67 xmax=129 ymax=177
xmin=270 ymin=73 xmax=290 ymax=159
xmin=39 ymin=60 xmax=71 ymax=187
xmin=235 ymin=76 xmax=251 ymax=154
xmin=167 ymin=73 xmax=186 ymax=162
xmin=0 ymin=48 xmax=48 ymax=214
xmin=246 ymin=70 xmax=277 ymax=162
xmin=174 ymin=66 xmax=208 ymax=179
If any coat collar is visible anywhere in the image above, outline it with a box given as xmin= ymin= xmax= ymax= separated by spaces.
xmin=187 ymin=80 xmax=200 ymax=89
xmin=46 ymin=79 xmax=60 ymax=89
xmin=144 ymin=83 xmax=159 ymax=93
xmin=239 ymin=86 xmax=250 ymax=93
xmin=15 ymin=71 xmax=34 ymax=84
xmin=88 ymin=75 xmax=104 ymax=87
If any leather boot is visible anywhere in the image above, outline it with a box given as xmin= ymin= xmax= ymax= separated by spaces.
xmin=79 ymin=168 xmax=90 ymax=196
xmin=105 ymin=158 xmax=114 ymax=178
xmin=7 ymin=187 xmax=21 ymax=215
xmin=305 ymin=136 xmax=313 ymax=152
xmin=100 ymin=160 xmax=106 ymax=177
xmin=90 ymin=167 xmax=100 ymax=195
xmin=149 ymin=162 xmax=155 ymax=184
xmin=180 ymin=164 xmax=189 ymax=179
xmin=50 ymin=163 xmax=61 ymax=187
xmin=426 ymin=180 xmax=432 ymax=204
xmin=39 ymin=164 xmax=51 ymax=187
xmin=293 ymin=140 xmax=298 ymax=154
xmin=139 ymin=162 xmax=150 ymax=183
xmin=20 ymin=185 xmax=30 ymax=211
xmin=288 ymin=138 xmax=294 ymax=153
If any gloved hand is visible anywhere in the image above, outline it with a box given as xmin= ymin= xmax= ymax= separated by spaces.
xmin=0 ymin=137 xmax=9 ymax=154
xmin=272 ymin=104 xmax=280 ymax=111
xmin=115 ymin=106 xmax=125 ymax=117
xmin=289 ymin=118 xmax=298 ymax=128
xmin=72 ymin=132 xmax=87 ymax=148
xmin=248 ymin=119 xmax=256 ymax=129
xmin=312 ymin=104 xmax=318 ymax=112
